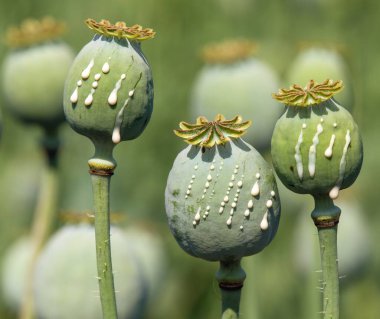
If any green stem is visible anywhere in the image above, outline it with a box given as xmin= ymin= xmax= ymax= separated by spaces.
xmin=20 ymin=131 xmax=60 ymax=319
xmin=89 ymin=140 xmax=118 ymax=319
xmin=304 ymin=236 xmax=320 ymax=319
xmin=311 ymin=195 xmax=341 ymax=319
xmin=215 ymin=259 xmax=246 ymax=319
xmin=91 ymin=173 xmax=118 ymax=319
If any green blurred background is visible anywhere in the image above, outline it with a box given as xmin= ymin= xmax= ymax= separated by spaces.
xmin=0 ymin=0 xmax=379 ymax=318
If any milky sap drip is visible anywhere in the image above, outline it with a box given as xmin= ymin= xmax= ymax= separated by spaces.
xmin=308 ymin=123 xmax=323 ymax=177
xmin=70 ymin=80 xmax=82 ymax=104
xmin=329 ymin=130 xmax=351 ymax=199
xmin=102 ymin=61 xmax=110 ymax=74
xmin=70 ymin=87 xmax=79 ymax=103
xmin=294 ymin=129 xmax=304 ymax=180
xmin=194 ymin=207 xmax=201 ymax=222
xmin=108 ymin=74 xmax=126 ymax=106
xmin=81 ymin=59 xmax=95 ymax=80
xmin=84 ymin=89 xmax=96 ymax=106
xmin=260 ymin=211 xmax=269 ymax=231
xmin=324 ymin=134 xmax=336 ymax=158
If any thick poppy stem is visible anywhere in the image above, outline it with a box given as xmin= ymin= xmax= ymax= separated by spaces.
xmin=216 ymin=259 xmax=246 ymax=319
xmin=312 ymin=195 xmax=341 ymax=319
xmin=89 ymin=140 xmax=118 ymax=319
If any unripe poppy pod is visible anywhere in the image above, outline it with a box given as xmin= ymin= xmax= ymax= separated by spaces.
xmin=63 ymin=19 xmax=155 ymax=146
xmin=286 ymin=47 xmax=353 ymax=109
xmin=271 ymin=79 xmax=363 ymax=199
xmin=165 ymin=115 xmax=281 ymax=262
xmin=1 ymin=17 xmax=74 ymax=127
xmin=190 ymin=39 xmax=281 ymax=150
xmin=34 ymin=224 xmax=141 ymax=319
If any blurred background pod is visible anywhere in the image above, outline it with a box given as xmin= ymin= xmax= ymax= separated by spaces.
xmin=1 ymin=237 xmax=32 ymax=312
xmin=33 ymin=222 xmax=142 ymax=319
xmin=1 ymin=215 xmax=171 ymax=319
xmin=165 ymin=115 xmax=281 ymax=262
xmin=1 ymin=17 xmax=74 ymax=128
xmin=271 ymin=80 xmax=363 ymax=198
xmin=123 ymin=223 xmax=168 ymax=317
xmin=285 ymin=46 xmax=354 ymax=110
xmin=190 ymin=39 xmax=282 ymax=151
xmin=63 ymin=19 xmax=155 ymax=148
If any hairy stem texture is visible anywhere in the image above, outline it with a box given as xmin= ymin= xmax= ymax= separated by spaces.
xmin=317 ymin=226 xmax=339 ymax=319
xmin=91 ymin=174 xmax=118 ymax=319
xmin=312 ymin=196 xmax=341 ymax=319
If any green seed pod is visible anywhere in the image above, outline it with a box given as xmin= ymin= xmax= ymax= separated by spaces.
xmin=33 ymin=224 xmax=141 ymax=319
xmin=1 ymin=237 xmax=32 ymax=311
xmin=286 ymin=47 xmax=353 ymax=109
xmin=63 ymin=19 xmax=155 ymax=150
xmin=271 ymin=80 xmax=363 ymax=199
xmin=190 ymin=40 xmax=281 ymax=150
xmin=1 ymin=17 xmax=74 ymax=127
xmin=165 ymin=115 xmax=281 ymax=262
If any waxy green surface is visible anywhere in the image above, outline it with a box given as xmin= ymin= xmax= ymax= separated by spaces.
xmin=63 ymin=35 xmax=153 ymax=145
xmin=165 ymin=139 xmax=280 ymax=262
xmin=271 ymin=99 xmax=363 ymax=196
